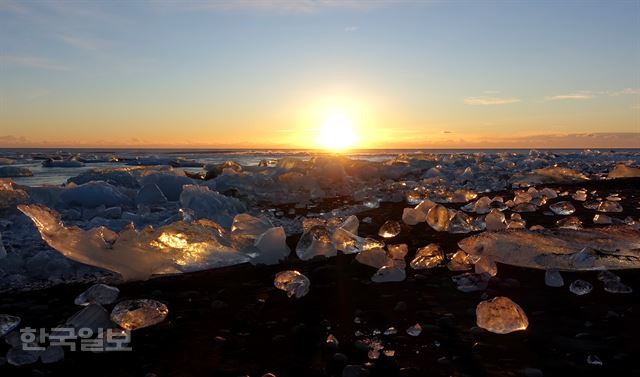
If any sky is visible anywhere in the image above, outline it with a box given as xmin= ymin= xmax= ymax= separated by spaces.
xmin=1 ymin=0 xmax=639 ymax=149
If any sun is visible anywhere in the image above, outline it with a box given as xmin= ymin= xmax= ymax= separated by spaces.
xmin=317 ymin=114 xmax=358 ymax=150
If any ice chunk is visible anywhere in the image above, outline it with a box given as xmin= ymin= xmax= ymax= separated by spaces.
xmin=331 ymin=228 xmax=364 ymax=254
xmin=180 ymin=185 xmax=246 ymax=227
xmin=378 ymin=220 xmax=401 ymax=238
xmin=355 ymin=248 xmax=389 ymax=268
xmin=597 ymin=270 xmax=620 ymax=283
xmin=544 ymin=269 xmax=564 ymax=287
xmin=474 ymin=257 xmax=497 ymax=276
xmin=410 ymin=243 xmax=444 ymax=269
xmin=608 ymin=164 xmax=640 ymax=179
xmin=511 ymin=166 xmax=588 ymax=186
xmin=0 ymin=166 xmax=33 ymax=178
xmin=296 ymin=225 xmax=337 ymax=260
xmin=448 ymin=211 xmax=480 ymax=234
xmin=556 ymin=216 xmax=582 ymax=229
xmin=452 ymin=272 xmax=489 ymax=292
xmin=402 ymin=200 xmax=435 ymax=225
xmin=274 ymin=270 xmax=310 ymax=298
xmin=141 ymin=173 xmax=194 ymax=201
xmin=231 ymin=213 xmax=273 ymax=239
xmin=572 ymin=190 xmax=587 ymax=201
xmin=60 ymin=181 xmax=131 ymax=208
xmin=446 ymin=250 xmax=472 ymax=271
xmin=586 ymin=354 xmax=603 ymax=366
xmin=549 ymin=201 xmax=576 ymax=215
xmin=19 ymin=204 xmax=250 ymax=281
xmin=569 ymin=280 xmax=593 ymax=295
xmin=66 ymin=304 xmax=112 ymax=333
xmin=387 ymin=244 xmax=408 ymax=260
xmin=0 ymin=179 xmax=28 ymax=209
xmin=326 ymin=334 xmax=339 ymax=347
xmin=597 ymin=201 xmax=623 ymax=213
xmin=110 ymin=299 xmax=169 ymax=330
xmin=74 ymin=284 xmax=120 ymax=306
xmin=426 ymin=204 xmax=453 ymax=232
xmin=371 ymin=265 xmax=406 ymax=283
xmin=405 ymin=323 xmax=422 ymax=336
xmin=136 ymin=183 xmax=167 ymax=206
xmin=0 ymin=314 xmax=20 ymax=337
xmin=251 ymin=227 xmax=290 ymax=265
xmin=603 ymin=280 xmax=632 ymax=293
xmin=593 ymin=214 xmax=612 ymax=224
xmin=476 ymin=296 xmax=529 ymax=334
xmin=339 ymin=215 xmax=360 ymax=235
xmin=485 ymin=209 xmax=506 ymax=231
xmin=458 ymin=226 xmax=640 ymax=270
xmin=6 ymin=348 xmax=40 ymax=366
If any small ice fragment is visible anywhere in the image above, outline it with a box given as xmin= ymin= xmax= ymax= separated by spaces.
xmin=383 ymin=350 xmax=395 ymax=357
xmin=136 ymin=183 xmax=168 ymax=206
xmin=586 ymin=354 xmax=603 ymax=366
xmin=110 ymin=299 xmax=169 ymax=330
xmin=569 ymin=280 xmax=593 ymax=295
xmin=549 ymin=201 xmax=576 ymax=215
xmin=426 ymin=204 xmax=452 ymax=232
xmin=384 ymin=327 xmax=398 ymax=335
xmin=387 ymin=244 xmax=408 ymax=260
xmin=597 ymin=201 xmax=623 ymax=213
xmin=406 ymin=323 xmax=422 ymax=336
xmin=447 ymin=211 xmax=479 ymax=234
xmin=355 ymin=248 xmax=389 ymax=268
xmin=40 ymin=346 xmax=64 ymax=364
xmin=410 ymin=243 xmax=444 ymax=269
xmin=0 ymin=231 xmax=6 ymax=259
xmin=452 ymin=272 xmax=489 ymax=292
xmin=274 ymin=270 xmax=310 ymax=298
xmin=326 ymin=334 xmax=339 ymax=347
xmin=571 ymin=190 xmax=587 ymax=201
xmin=74 ymin=284 xmax=120 ymax=306
xmin=570 ymin=248 xmax=596 ymax=269
xmin=231 ymin=213 xmax=273 ymax=238
xmin=476 ymin=296 xmax=529 ymax=334
xmin=402 ymin=200 xmax=435 ymax=225
xmin=593 ymin=214 xmax=612 ymax=224
xmin=378 ymin=220 xmax=402 ymax=238
xmin=66 ymin=304 xmax=112 ymax=333
xmin=556 ymin=216 xmax=583 ymax=229
xmin=545 ymin=269 xmax=564 ymax=287
xmin=339 ymin=215 xmax=360 ymax=235
xmin=0 ymin=314 xmax=20 ymax=337
xmin=597 ymin=270 xmax=620 ymax=282
xmin=371 ymin=265 xmax=406 ymax=283
xmin=474 ymin=257 xmax=497 ymax=277
xmin=485 ymin=209 xmax=506 ymax=231
xmin=6 ymin=348 xmax=40 ymax=366
xmin=603 ymin=280 xmax=632 ymax=294
xmin=446 ymin=250 xmax=472 ymax=271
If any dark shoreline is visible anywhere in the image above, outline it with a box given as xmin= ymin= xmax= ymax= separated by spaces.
xmin=1 ymin=178 xmax=639 ymax=377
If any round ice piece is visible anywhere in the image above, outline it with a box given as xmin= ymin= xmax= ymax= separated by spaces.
xmin=569 ymin=280 xmax=593 ymax=295
xmin=549 ymin=201 xmax=576 ymax=215
xmin=274 ymin=270 xmax=310 ymax=298
xmin=476 ymin=296 xmax=529 ymax=334
xmin=378 ymin=220 xmax=401 ymax=238
xmin=426 ymin=204 xmax=452 ymax=232
xmin=110 ymin=299 xmax=169 ymax=330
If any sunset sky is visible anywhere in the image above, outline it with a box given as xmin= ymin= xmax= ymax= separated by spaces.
xmin=1 ymin=0 xmax=639 ymax=149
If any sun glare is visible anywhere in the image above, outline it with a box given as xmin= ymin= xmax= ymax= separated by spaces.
xmin=317 ymin=114 xmax=358 ymax=150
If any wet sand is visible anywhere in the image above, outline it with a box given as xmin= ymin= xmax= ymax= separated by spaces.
xmin=2 ymin=178 xmax=639 ymax=377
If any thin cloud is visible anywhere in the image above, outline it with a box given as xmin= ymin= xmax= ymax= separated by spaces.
xmin=57 ymin=34 xmax=102 ymax=51
xmin=157 ymin=0 xmax=407 ymax=14
xmin=344 ymin=26 xmax=358 ymax=32
xmin=545 ymin=93 xmax=593 ymax=101
xmin=463 ymin=96 xmax=521 ymax=105
xmin=0 ymin=55 xmax=70 ymax=71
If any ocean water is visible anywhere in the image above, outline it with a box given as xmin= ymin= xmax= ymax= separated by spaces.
xmin=1 ymin=148 xmax=638 ymax=186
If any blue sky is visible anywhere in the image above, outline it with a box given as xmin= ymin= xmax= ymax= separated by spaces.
xmin=1 ymin=0 xmax=639 ymax=148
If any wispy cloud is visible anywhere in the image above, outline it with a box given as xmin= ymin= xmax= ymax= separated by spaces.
xmin=344 ymin=26 xmax=358 ymax=32
xmin=57 ymin=34 xmax=102 ymax=51
xmin=0 ymin=55 xmax=70 ymax=71
xmin=156 ymin=0 xmax=406 ymax=14
xmin=463 ymin=96 xmax=521 ymax=105
xmin=545 ymin=93 xmax=594 ymax=101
